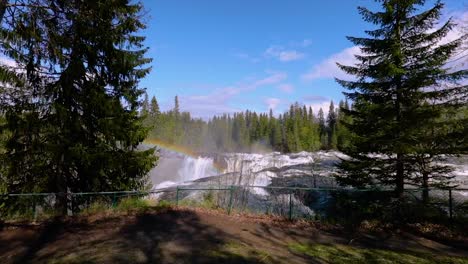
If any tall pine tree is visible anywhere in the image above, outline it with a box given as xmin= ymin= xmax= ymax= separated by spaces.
xmin=141 ymin=92 xmax=150 ymax=116
xmin=0 ymin=0 xmax=157 ymax=213
xmin=150 ymin=96 xmax=160 ymax=117
xmin=327 ymin=101 xmax=337 ymax=149
xmin=318 ymin=108 xmax=327 ymax=149
xmin=336 ymin=0 xmax=467 ymax=196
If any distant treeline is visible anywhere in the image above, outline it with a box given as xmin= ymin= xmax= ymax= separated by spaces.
xmin=141 ymin=95 xmax=352 ymax=153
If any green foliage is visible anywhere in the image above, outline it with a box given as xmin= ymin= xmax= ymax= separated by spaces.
xmin=80 ymin=200 xmax=112 ymax=216
xmin=201 ymin=191 xmax=217 ymax=209
xmin=146 ymin=99 xmax=340 ymax=153
xmin=141 ymin=92 xmax=150 ymax=117
xmin=116 ymin=197 xmax=152 ymax=212
xmin=336 ymin=0 xmax=467 ymax=195
xmin=206 ymin=242 xmax=273 ymax=263
xmin=156 ymin=199 xmax=173 ymax=209
xmin=179 ymin=191 xmax=219 ymax=210
xmin=288 ymin=243 xmax=468 ymax=264
xmin=0 ymin=0 xmax=157 ymax=214
xmin=322 ymin=190 xmax=454 ymax=229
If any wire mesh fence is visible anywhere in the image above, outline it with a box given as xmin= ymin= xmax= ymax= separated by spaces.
xmin=1 ymin=186 xmax=467 ymax=223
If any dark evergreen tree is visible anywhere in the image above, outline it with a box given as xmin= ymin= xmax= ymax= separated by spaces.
xmin=336 ymin=0 xmax=467 ymax=196
xmin=141 ymin=92 xmax=150 ymax=116
xmin=308 ymin=107 xmax=314 ymax=122
xmin=150 ymin=96 xmax=160 ymax=117
xmin=327 ymin=101 xmax=337 ymax=149
xmin=174 ymin=95 xmax=180 ymax=116
xmin=336 ymin=100 xmax=353 ymax=151
xmin=318 ymin=108 xmax=327 ymax=149
xmin=0 ymin=0 xmax=157 ymax=213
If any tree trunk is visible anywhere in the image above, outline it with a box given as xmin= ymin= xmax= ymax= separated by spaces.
xmin=55 ymin=153 xmax=68 ymax=216
xmin=422 ymin=172 xmax=429 ymax=203
xmin=396 ymin=153 xmax=404 ymax=197
xmin=394 ymin=3 xmax=405 ymax=199
xmin=0 ymin=0 xmax=7 ymax=24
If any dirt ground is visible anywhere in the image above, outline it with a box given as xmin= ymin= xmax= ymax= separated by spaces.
xmin=1 ymin=207 xmax=467 ymax=264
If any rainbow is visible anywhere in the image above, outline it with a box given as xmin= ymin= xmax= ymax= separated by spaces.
xmin=144 ymin=139 xmax=225 ymax=172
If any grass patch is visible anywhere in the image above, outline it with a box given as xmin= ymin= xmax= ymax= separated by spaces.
xmin=79 ymin=197 xmax=171 ymax=216
xmin=288 ymin=243 xmax=468 ymax=264
xmin=48 ymin=254 xmax=96 ymax=264
xmin=80 ymin=200 xmax=112 ymax=216
xmin=115 ymin=196 xmax=153 ymax=212
xmin=178 ymin=190 xmax=221 ymax=210
xmin=206 ymin=241 xmax=273 ymax=263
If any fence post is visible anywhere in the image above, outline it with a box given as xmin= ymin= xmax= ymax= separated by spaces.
xmin=289 ymin=192 xmax=293 ymax=220
xmin=176 ymin=186 xmax=179 ymax=206
xmin=112 ymin=193 xmax=117 ymax=208
xmin=227 ymin=186 xmax=234 ymax=215
xmin=33 ymin=197 xmax=37 ymax=222
xmin=448 ymin=188 xmax=453 ymax=220
xmin=68 ymin=193 xmax=73 ymax=217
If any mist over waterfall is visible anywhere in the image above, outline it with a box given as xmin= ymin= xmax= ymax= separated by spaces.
xmin=177 ymin=156 xmax=218 ymax=183
xmin=150 ymin=149 xmax=219 ymax=189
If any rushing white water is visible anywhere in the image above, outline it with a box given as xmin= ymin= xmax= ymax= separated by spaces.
xmin=225 ymin=152 xmax=314 ymax=174
xmin=148 ymin=148 xmax=468 ymax=216
xmin=177 ymin=156 xmax=219 ymax=182
xmin=150 ymin=150 xmax=342 ymax=192
xmin=150 ymin=149 xmax=219 ymax=189
xmin=150 ymin=147 xmax=468 ymax=195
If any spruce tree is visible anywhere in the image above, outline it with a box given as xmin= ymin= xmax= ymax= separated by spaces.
xmin=318 ymin=108 xmax=327 ymax=149
xmin=173 ymin=95 xmax=182 ymax=143
xmin=327 ymin=101 xmax=337 ymax=149
xmin=150 ymin=96 xmax=160 ymax=117
xmin=0 ymin=0 xmax=157 ymax=213
xmin=141 ymin=92 xmax=150 ymax=116
xmin=174 ymin=95 xmax=180 ymax=116
xmin=336 ymin=0 xmax=467 ymax=196
xmin=336 ymin=100 xmax=353 ymax=151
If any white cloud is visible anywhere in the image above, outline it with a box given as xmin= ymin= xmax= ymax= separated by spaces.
xmin=302 ymin=10 xmax=468 ymax=82
xmin=265 ymin=98 xmax=281 ymax=111
xmin=441 ymin=11 xmax=468 ymax=72
xmin=303 ymin=95 xmax=329 ymax=102
xmin=265 ymin=46 xmax=305 ymax=62
xmin=306 ymin=101 xmax=333 ymax=116
xmin=178 ymin=72 xmax=288 ymax=119
xmin=249 ymin=72 xmax=288 ymax=89
xmin=277 ymin=83 xmax=294 ymax=93
xmin=302 ymin=46 xmax=362 ymax=81
xmin=302 ymin=95 xmax=332 ymax=115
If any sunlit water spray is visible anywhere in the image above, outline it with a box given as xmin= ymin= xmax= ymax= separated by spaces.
xmin=144 ymin=139 xmax=222 ymax=189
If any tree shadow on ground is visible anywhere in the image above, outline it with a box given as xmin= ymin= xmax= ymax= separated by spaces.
xmin=114 ymin=209 xmax=264 ymax=263
xmin=0 ymin=209 xmax=265 ymax=264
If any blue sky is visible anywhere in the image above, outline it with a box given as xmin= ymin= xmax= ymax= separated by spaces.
xmin=140 ymin=0 xmax=467 ymax=119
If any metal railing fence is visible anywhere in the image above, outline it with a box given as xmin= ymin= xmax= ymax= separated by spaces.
xmin=1 ymin=186 xmax=467 ymax=223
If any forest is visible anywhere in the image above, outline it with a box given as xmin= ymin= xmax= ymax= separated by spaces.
xmin=142 ymin=95 xmax=352 ymax=153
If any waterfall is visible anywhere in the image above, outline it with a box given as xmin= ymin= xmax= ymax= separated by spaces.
xmin=177 ymin=156 xmax=218 ymax=182
xmin=151 ymin=150 xmax=218 ymax=189
xmin=151 ymin=149 xmax=467 ymax=191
